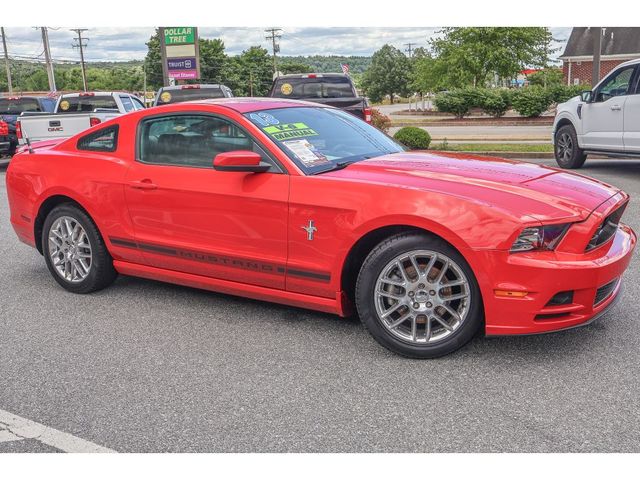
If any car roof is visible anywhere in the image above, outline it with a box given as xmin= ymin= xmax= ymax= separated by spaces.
xmin=275 ymin=73 xmax=349 ymax=79
xmin=60 ymin=92 xmax=131 ymax=98
xmin=159 ymin=84 xmax=229 ymax=91
xmin=178 ymin=97 xmax=332 ymax=113
xmin=617 ymin=57 xmax=640 ymax=68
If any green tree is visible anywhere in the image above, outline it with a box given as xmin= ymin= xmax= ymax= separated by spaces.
xmin=361 ymin=44 xmax=411 ymax=103
xmin=431 ymin=27 xmax=555 ymax=87
xmin=226 ymin=46 xmax=273 ymax=96
xmin=144 ymin=30 xmax=163 ymax=89
xmin=528 ymin=68 xmax=563 ymax=87
xmin=198 ymin=38 xmax=227 ymax=84
xmin=279 ymin=62 xmax=313 ymax=74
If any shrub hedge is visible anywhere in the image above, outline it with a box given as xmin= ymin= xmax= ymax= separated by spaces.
xmin=393 ymin=127 xmax=431 ymax=149
xmin=433 ymin=84 xmax=589 ymax=118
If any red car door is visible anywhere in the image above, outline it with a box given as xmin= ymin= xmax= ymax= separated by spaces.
xmin=123 ymin=112 xmax=289 ymax=290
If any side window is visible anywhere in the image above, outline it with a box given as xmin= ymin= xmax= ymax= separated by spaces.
xmin=595 ymin=66 xmax=636 ymax=102
xmin=119 ymin=95 xmax=135 ymax=112
xmin=77 ymin=125 xmax=118 ymax=152
xmin=138 ymin=114 xmax=272 ymax=169
xmin=131 ymin=96 xmax=146 ymax=110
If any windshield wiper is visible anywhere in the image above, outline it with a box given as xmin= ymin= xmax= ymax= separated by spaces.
xmin=314 ymin=157 xmax=373 ymax=175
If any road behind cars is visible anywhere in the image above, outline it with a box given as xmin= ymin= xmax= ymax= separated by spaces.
xmin=1 ymin=158 xmax=639 ymax=452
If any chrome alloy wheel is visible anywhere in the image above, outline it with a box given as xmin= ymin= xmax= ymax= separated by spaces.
xmin=48 ymin=216 xmax=93 ymax=283
xmin=556 ymin=132 xmax=573 ymax=163
xmin=374 ymin=250 xmax=471 ymax=345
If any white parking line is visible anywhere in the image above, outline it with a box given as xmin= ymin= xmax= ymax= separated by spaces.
xmin=0 ymin=408 xmax=116 ymax=453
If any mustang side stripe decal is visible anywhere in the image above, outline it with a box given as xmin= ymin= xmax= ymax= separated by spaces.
xmin=108 ymin=237 xmax=330 ymax=283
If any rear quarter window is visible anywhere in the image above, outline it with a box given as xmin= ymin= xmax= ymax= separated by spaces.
xmin=77 ymin=125 xmax=119 ymax=152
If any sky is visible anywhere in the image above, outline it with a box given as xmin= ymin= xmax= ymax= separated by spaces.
xmin=3 ymin=27 xmax=572 ymax=63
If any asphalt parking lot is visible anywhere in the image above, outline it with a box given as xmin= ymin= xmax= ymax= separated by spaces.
xmin=1 ymin=157 xmax=639 ymax=453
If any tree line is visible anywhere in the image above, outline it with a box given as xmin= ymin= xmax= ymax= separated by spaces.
xmin=360 ymin=27 xmax=564 ymax=103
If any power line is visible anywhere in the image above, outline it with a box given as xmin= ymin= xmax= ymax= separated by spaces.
xmin=404 ymin=42 xmax=416 ymax=58
xmin=264 ymin=27 xmax=282 ymax=76
xmin=70 ymin=28 xmax=89 ymax=91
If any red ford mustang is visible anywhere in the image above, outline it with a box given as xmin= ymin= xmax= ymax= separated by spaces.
xmin=6 ymin=98 xmax=636 ymax=358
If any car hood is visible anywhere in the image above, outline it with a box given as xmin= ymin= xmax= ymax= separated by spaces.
xmin=323 ymin=151 xmax=620 ymax=222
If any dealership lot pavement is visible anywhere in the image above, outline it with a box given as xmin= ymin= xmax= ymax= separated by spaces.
xmin=1 ymin=157 xmax=639 ymax=453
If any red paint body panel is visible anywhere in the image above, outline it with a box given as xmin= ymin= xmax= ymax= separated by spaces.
xmin=5 ymin=99 xmax=636 ymax=335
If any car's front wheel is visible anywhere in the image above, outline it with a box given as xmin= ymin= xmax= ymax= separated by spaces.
xmin=555 ymin=124 xmax=586 ymax=169
xmin=355 ymin=232 xmax=483 ymax=358
xmin=42 ymin=204 xmax=117 ymax=294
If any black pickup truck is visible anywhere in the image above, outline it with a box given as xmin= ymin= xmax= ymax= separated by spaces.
xmin=0 ymin=95 xmax=56 ymax=157
xmin=268 ymin=73 xmax=371 ymax=123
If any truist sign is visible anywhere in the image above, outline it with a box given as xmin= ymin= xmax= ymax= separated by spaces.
xmin=160 ymin=27 xmax=200 ymax=83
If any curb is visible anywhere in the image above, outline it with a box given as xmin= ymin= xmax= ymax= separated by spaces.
xmin=439 ymin=151 xmax=554 ymax=159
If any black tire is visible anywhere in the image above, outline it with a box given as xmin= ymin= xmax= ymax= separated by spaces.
xmin=42 ymin=203 xmax=117 ymax=294
xmin=554 ymin=124 xmax=586 ymax=169
xmin=355 ymin=232 xmax=483 ymax=358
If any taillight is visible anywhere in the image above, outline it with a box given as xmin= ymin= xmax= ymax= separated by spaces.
xmin=181 ymin=85 xmax=200 ymax=89
xmin=79 ymin=92 xmax=95 ymax=97
xmin=364 ymin=107 xmax=372 ymax=124
xmin=16 ymin=120 xmax=22 ymax=140
xmin=90 ymin=117 xmax=101 ymax=127
xmin=0 ymin=121 xmax=8 ymax=136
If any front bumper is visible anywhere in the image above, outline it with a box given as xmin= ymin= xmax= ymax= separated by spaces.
xmin=479 ymin=221 xmax=636 ymax=336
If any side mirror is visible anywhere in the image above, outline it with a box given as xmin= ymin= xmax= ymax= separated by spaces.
xmin=580 ymin=90 xmax=593 ymax=103
xmin=213 ymin=150 xmax=271 ymax=173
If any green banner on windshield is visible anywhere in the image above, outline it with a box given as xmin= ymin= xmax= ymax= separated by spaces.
xmin=263 ymin=122 xmax=318 ymax=141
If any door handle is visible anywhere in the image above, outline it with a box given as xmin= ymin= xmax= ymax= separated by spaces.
xmin=129 ymin=179 xmax=157 ymax=190
xmin=610 ymin=105 xmax=622 ymax=111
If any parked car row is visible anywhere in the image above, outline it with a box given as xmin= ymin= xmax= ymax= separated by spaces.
xmin=0 ymin=73 xmax=371 ymax=159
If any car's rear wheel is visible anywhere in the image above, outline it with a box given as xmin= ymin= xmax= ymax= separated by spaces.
xmin=355 ymin=232 xmax=483 ymax=358
xmin=555 ymin=124 xmax=586 ymax=169
xmin=42 ymin=204 xmax=117 ymax=294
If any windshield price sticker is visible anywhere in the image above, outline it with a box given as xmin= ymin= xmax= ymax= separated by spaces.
xmin=263 ymin=122 xmax=318 ymax=141
xmin=282 ymin=139 xmax=330 ymax=167
xmin=280 ymin=83 xmax=293 ymax=95
xmin=59 ymin=100 xmax=70 ymax=111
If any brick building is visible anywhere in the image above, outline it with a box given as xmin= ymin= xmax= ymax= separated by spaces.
xmin=560 ymin=27 xmax=640 ymax=86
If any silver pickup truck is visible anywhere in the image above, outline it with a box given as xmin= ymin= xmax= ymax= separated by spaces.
xmin=17 ymin=91 xmax=145 ymax=145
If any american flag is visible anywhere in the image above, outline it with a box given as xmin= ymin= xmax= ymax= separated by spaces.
xmin=341 ymin=63 xmax=350 ymax=75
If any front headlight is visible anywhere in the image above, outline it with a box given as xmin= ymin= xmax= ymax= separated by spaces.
xmin=510 ymin=224 xmax=571 ymax=252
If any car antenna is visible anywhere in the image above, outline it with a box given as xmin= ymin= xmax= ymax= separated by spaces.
xmin=25 ymin=136 xmax=34 ymax=154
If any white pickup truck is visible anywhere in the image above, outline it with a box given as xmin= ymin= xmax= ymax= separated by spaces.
xmin=17 ymin=91 xmax=145 ymax=145
xmin=553 ymin=57 xmax=640 ymax=168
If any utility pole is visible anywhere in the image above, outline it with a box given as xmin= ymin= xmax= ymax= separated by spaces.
xmin=404 ymin=42 xmax=416 ymax=58
xmin=592 ymin=27 xmax=603 ymax=85
xmin=1 ymin=27 xmax=12 ymax=94
xmin=264 ymin=27 xmax=282 ymax=77
xmin=249 ymin=71 xmax=254 ymax=97
xmin=71 ymin=28 xmax=89 ymax=91
xmin=40 ymin=27 xmax=56 ymax=92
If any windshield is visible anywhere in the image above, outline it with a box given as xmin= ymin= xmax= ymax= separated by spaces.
xmin=0 ymin=98 xmax=42 ymax=114
xmin=156 ymin=87 xmax=226 ymax=105
xmin=245 ymin=107 xmax=404 ymax=174
xmin=271 ymin=77 xmax=356 ymax=99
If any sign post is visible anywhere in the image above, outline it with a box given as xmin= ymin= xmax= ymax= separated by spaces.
xmin=159 ymin=27 xmax=200 ymax=85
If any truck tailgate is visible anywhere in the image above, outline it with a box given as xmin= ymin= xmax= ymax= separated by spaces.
xmin=19 ymin=113 xmax=93 ymax=144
